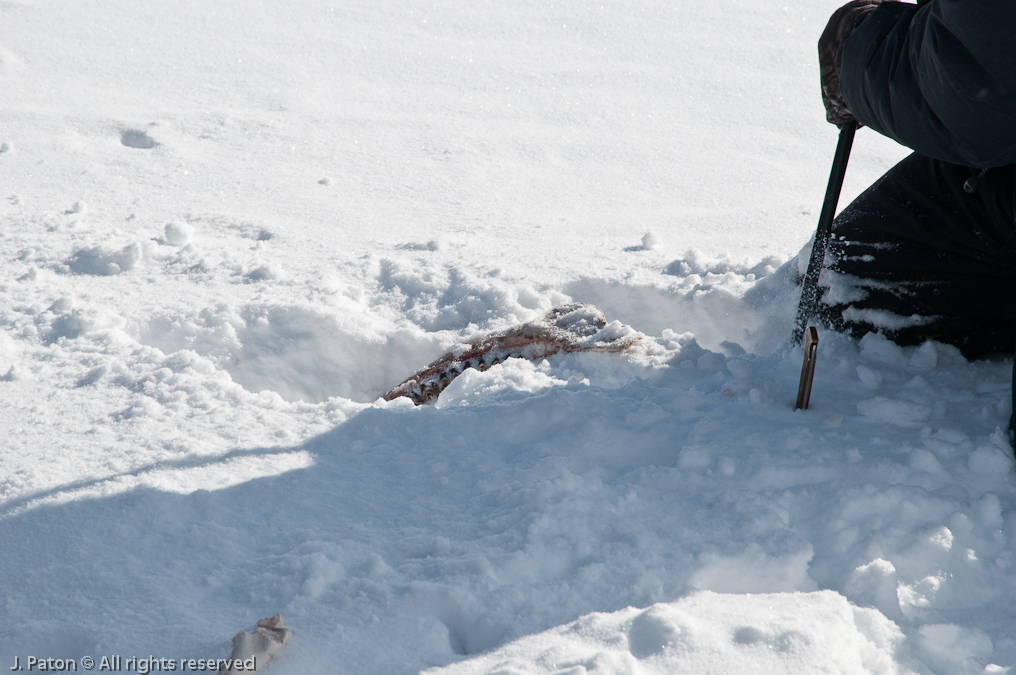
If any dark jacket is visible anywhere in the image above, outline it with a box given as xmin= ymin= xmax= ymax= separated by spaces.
xmin=841 ymin=0 xmax=1016 ymax=168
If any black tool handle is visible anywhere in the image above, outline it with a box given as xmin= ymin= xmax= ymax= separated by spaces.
xmin=791 ymin=122 xmax=857 ymax=346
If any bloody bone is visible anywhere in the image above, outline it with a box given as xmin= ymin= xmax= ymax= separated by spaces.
xmin=384 ymin=303 xmax=640 ymax=405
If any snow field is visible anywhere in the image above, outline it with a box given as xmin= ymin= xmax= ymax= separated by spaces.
xmin=4 ymin=257 xmax=1016 ymax=672
xmin=2 ymin=0 xmax=1015 ymax=673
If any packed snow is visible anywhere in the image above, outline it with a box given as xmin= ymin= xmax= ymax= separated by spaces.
xmin=1 ymin=1 xmax=1014 ymax=674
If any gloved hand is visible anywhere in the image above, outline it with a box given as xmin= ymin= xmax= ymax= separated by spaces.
xmin=819 ymin=0 xmax=887 ymax=127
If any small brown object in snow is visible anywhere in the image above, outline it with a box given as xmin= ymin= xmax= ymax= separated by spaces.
xmin=218 ymin=615 xmax=292 ymax=674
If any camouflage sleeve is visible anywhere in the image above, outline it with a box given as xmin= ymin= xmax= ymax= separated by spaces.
xmin=818 ymin=0 xmax=884 ymax=128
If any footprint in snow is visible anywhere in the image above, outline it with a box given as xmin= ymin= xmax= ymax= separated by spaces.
xmin=121 ymin=129 xmax=158 ymax=149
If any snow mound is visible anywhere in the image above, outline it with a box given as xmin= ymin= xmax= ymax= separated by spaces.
xmin=427 ymin=591 xmax=921 ymax=675
xmin=436 ymin=358 xmax=570 ymax=407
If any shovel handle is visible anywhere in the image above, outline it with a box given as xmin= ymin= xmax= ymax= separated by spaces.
xmin=791 ymin=122 xmax=857 ymax=346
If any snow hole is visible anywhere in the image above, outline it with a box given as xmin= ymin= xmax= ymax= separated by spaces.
xmin=139 ymin=305 xmax=445 ymax=403
xmin=121 ymin=129 xmax=157 ymax=149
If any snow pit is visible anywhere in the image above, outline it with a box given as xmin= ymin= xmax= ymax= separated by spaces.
xmin=139 ymin=304 xmax=447 ymax=403
xmin=564 ymin=276 xmax=792 ymax=354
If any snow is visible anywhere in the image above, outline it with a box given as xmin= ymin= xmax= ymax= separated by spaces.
xmin=426 ymin=592 xmax=920 ymax=675
xmin=1 ymin=0 xmax=1013 ymax=674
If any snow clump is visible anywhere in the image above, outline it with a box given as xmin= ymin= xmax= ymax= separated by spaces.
xmin=66 ymin=242 xmax=142 ymax=275
xmin=162 ymin=221 xmax=195 ymax=246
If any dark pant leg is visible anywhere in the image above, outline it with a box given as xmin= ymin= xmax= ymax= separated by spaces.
xmin=816 ymin=153 xmax=1016 ymax=357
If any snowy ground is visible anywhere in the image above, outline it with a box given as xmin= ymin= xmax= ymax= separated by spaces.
xmin=2 ymin=1 xmax=1015 ymax=673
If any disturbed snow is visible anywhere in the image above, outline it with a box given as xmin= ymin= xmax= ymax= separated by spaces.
xmin=1 ymin=1 xmax=1014 ymax=674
